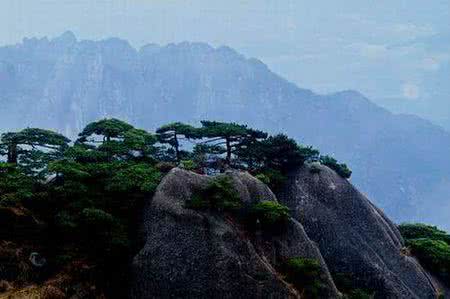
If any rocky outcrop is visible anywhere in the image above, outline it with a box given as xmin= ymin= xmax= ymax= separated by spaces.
xmin=131 ymin=168 xmax=339 ymax=298
xmin=278 ymin=164 xmax=440 ymax=298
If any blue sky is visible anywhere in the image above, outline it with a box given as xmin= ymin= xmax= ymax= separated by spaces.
xmin=1 ymin=0 xmax=449 ymax=127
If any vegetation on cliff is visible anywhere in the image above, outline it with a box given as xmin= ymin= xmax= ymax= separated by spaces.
xmin=1 ymin=118 xmax=447 ymax=298
xmin=399 ymin=223 xmax=450 ymax=286
xmin=0 ymin=118 xmax=352 ymax=297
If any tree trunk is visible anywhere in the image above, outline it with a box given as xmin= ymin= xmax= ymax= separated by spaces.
xmin=7 ymin=143 xmax=18 ymax=164
xmin=225 ymin=138 xmax=231 ymax=165
xmin=174 ymin=133 xmax=180 ymax=162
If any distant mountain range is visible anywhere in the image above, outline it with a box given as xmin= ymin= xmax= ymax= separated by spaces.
xmin=1 ymin=31 xmax=450 ymax=228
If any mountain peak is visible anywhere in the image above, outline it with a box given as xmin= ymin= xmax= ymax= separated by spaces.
xmin=166 ymin=41 xmax=214 ymax=53
xmin=52 ymin=31 xmax=77 ymax=45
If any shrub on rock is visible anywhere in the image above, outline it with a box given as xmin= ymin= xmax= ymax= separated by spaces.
xmin=186 ymin=176 xmax=241 ymax=211
xmin=407 ymin=238 xmax=450 ymax=283
xmin=320 ymin=155 xmax=352 ymax=178
xmin=179 ymin=160 xmax=198 ymax=171
xmin=399 ymin=223 xmax=450 ymax=285
xmin=283 ymin=257 xmax=323 ymax=297
xmin=399 ymin=223 xmax=450 ymax=244
xmin=250 ymin=201 xmax=290 ymax=227
xmin=254 ymin=173 xmax=270 ymax=185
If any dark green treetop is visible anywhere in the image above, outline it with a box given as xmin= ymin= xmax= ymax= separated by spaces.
xmin=156 ymin=122 xmax=199 ymax=161
xmin=258 ymin=134 xmax=319 ymax=173
xmin=76 ymin=119 xmax=156 ymax=161
xmin=0 ymin=163 xmax=34 ymax=206
xmin=199 ymin=121 xmax=268 ymax=165
xmin=77 ymin=118 xmax=134 ymax=143
xmin=0 ymin=128 xmax=70 ymax=175
xmin=123 ymin=128 xmax=158 ymax=157
xmin=319 ymin=155 xmax=352 ymax=179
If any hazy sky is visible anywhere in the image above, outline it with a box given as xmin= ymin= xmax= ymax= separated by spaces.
xmin=1 ymin=0 xmax=449 ymax=125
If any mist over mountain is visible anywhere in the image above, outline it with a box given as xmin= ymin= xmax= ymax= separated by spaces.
xmin=1 ymin=32 xmax=450 ymax=228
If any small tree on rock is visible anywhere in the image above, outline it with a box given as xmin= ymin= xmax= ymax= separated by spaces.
xmin=156 ymin=122 xmax=199 ymax=162
xmin=259 ymin=134 xmax=319 ymax=173
xmin=77 ymin=119 xmax=156 ymax=161
xmin=77 ymin=118 xmax=134 ymax=143
xmin=0 ymin=128 xmax=70 ymax=175
xmin=319 ymin=155 xmax=352 ymax=179
xmin=198 ymin=121 xmax=268 ymax=166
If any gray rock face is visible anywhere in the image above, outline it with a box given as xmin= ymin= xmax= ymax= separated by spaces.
xmin=131 ymin=168 xmax=339 ymax=298
xmin=278 ymin=164 xmax=440 ymax=298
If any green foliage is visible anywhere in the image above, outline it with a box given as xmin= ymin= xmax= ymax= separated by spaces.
xmin=333 ymin=272 xmax=373 ymax=299
xmin=186 ymin=193 xmax=210 ymax=209
xmin=54 ymin=211 xmax=79 ymax=234
xmin=161 ymin=120 xmax=350 ymax=190
xmin=16 ymin=128 xmax=70 ymax=147
xmin=82 ymin=208 xmax=115 ymax=229
xmin=77 ymin=118 xmax=157 ymax=161
xmin=0 ymin=128 xmax=70 ymax=176
xmin=157 ymin=122 xmax=199 ymax=137
xmin=24 ymin=120 xmax=164 ymax=268
xmin=259 ymin=134 xmax=318 ymax=173
xmin=250 ymin=201 xmax=290 ymax=227
xmin=399 ymin=223 xmax=450 ymax=244
xmin=0 ymin=193 xmax=22 ymax=207
xmin=64 ymin=144 xmax=109 ymax=163
xmin=199 ymin=120 xmax=268 ymax=164
xmin=283 ymin=257 xmax=324 ymax=298
xmin=123 ymin=128 xmax=158 ymax=155
xmin=407 ymin=239 xmax=450 ymax=282
xmin=200 ymin=120 xmax=250 ymax=138
xmin=106 ymin=163 xmax=161 ymax=194
xmin=344 ymin=289 xmax=372 ymax=299
xmin=0 ymin=118 xmax=354 ymax=297
xmin=81 ymin=208 xmax=128 ymax=253
xmin=156 ymin=122 xmax=199 ymax=161
xmin=186 ymin=176 xmax=241 ymax=211
xmin=0 ymin=163 xmax=33 ymax=207
xmin=78 ymin=118 xmax=134 ymax=142
xmin=254 ymin=169 xmax=287 ymax=191
xmin=320 ymin=155 xmax=352 ymax=178
xmin=400 ymin=223 xmax=450 ymax=285
xmin=191 ymin=143 xmax=224 ymax=171
xmin=298 ymin=145 xmax=321 ymax=162
xmin=179 ymin=160 xmax=197 ymax=171
xmin=0 ymin=128 xmax=69 ymax=152
xmin=49 ymin=160 xmax=90 ymax=180
xmin=255 ymin=173 xmax=270 ymax=185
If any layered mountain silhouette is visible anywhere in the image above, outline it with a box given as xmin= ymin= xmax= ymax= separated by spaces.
xmin=1 ymin=31 xmax=449 ymax=228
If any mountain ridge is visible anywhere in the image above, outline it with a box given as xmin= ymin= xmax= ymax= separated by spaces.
xmin=1 ymin=32 xmax=450 ymax=229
